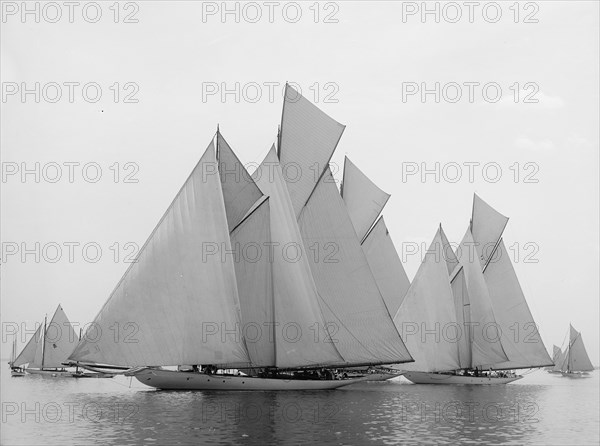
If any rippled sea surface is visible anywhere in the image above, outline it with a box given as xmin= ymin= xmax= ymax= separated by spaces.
xmin=1 ymin=369 xmax=598 ymax=445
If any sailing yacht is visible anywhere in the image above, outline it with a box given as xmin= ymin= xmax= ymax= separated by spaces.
xmin=557 ymin=325 xmax=594 ymax=378
xmin=67 ymin=84 xmax=413 ymax=390
xmin=12 ymin=305 xmax=78 ymax=376
xmin=396 ymin=195 xmax=554 ymax=384
xmin=8 ymin=338 xmax=25 ymax=377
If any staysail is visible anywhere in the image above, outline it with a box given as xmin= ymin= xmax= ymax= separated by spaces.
xmin=278 ymin=84 xmax=345 ymax=218
xmin=341 ymin=157 xmax=390 ymax=242
xmin=42 ymin=305 xmax=79 ymax=368
xmin=479 ymin=239 xmax=553 ymax=370
xmin=362 ymin=217 xmax=411 ymax=317
xmin=393 ymin=227 xmax=461 ymax=372
xmin=297 ymin=168 xmax=413 ymax=366
xmin=254 ymin=147 xmax=345 ymax=369
xmin=69 ymin=141 xmax=250 ymax=368
xmin=567 ymin=325 xmax=594 ymax=372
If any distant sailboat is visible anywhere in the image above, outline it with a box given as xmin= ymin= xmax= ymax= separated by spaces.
xmin=8 ymin=338 xmax=25 ymax=377
xmin=12 ymin=305 xmax=79 ymax=376
xmin=398 ymin=195 xmax=553 ymax=385
xmin=67 ymin=85 xmax=413 ymax=390
xmin=559 ymin=325 xmax=594 ymax=378
xmin=546 ymin=345 xmax=563 ymax=374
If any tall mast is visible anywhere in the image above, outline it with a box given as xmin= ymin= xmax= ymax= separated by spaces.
xmin=41 ymin=316 xmax=47 ymax=370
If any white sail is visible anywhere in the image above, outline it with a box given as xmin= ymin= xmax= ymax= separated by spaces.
xmin=279 ymin=84 xmax=345 ymax=217
xmin=451 ymin=267 xmax=473 ymax=369
xmin=471 ymin=194 xmax=509 ymax=268
xmin=297 ymin=168 xmax=413 ymax=366
xmin=229 ymin=197 xmax=275 ymax=368
xmin=42 ymin=305 xmax=79 ymax=368
xmin=254 ymin=147 xmax=344 ymax=369
xmin=393 ymin=227 xmax=461 ymax=372
xmin=455 ymin=229 xmax=509 ymax=368
xmin=69 ymin=141 xmax=250 ymax=368
xmin=479 ymin=239 xmax=554 ymax=370
xmin=553 ymin=348 xmax=567 ymax=372
xmin=439 ymin=225 xmax=460 ymax=275
xmin=551 ymin=345 xmax=561 ymax=364
xmin=362 ymin=217 xmax=410 ymax=317
xmin=217 ymin=132 xmax=263 ymax=231
xmin=341 ymin=157 xmax=390 ymax=242
xmin=13 ymin=322 xmax=43 ymax=367
xmin=568 ymin=325 xmax=594 ymax=372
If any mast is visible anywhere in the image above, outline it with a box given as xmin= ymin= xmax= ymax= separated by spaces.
xmin=41 ymin=315 xmax=47 ymax=370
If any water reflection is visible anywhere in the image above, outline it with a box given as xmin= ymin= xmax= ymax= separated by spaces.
xmin=1 ymin=370 xmax=598 ymax=445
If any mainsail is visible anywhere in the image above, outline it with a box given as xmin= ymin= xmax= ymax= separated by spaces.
xmin=455 ymin=228 xmax=509 ymax=368
xmin=393 ymin=227 xmax=461 ymax=372
xmin=362 ymin=217 xmax=410 ymax=317
xmin=567 ymin=325 xmax=594 ymax=372
xmin=278 ymin=84 xmax=345 ymax=218
xmin=41 ymin=305 xmax=79 ymax=368
xmin=479 ymin=239 xmax=553 ymax=370
xmin=254 ymin=148 xmax=344 ymax=369
xmin=341 ymin=157 xmax=390 ymax=242
xmin=69 ymin=142 xmax=250 ymax=368
xmin=297 ymin=168 xmax=413 ymax=366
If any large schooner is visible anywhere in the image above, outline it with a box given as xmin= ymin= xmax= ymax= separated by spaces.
xmin=67 ymin=85 xmax=414 ymax=390
xmin=12 ymin=305 xmax=79 ymax=376
xmin=395 ymin=195 xmax=554 ymax=384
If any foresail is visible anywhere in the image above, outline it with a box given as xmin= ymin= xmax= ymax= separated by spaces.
xmin=553 ymin=349 xmax=567 ymax=372
xmin=230 ymin=197 xmax=275 ymax=368
xmin=455 ymin=229 xmax=509 ymax=368
xmin=393 ymin=228 xmax=461 ymax=372
xmin=471 ymin=194 xmax=509 ymax=268
xmin=255 ymin=147 xmax=344 ymax=369
xmin=480 ymin=240 xmax=553 ymax=370
xmin=341 ymin=157 xmax=390 ymax=242
xmin=42 ymin=305 xmax=79 ymax=368
xmin=69 ymin=142 xmax=250 ymax=368
xmin=362 ymin=217 xmax=410 ymax=317
xmin=569 ymin=325 xmax=594 ymax=372
xmin=298 ymin=168 xmax=413 ymax=366
xmin=439 ymin=225 xmax=460 ymax=276
xmin=217 ymin=132 xmax=263 ymax=231
xmin=278 ymin=84 xmax=345 ymax=217
xmin=13 ymin=322 xmax=43 ymax=367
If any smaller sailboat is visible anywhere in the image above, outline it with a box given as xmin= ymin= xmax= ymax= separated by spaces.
xmin=12 ymin=305 xmax=78 ymax=377
xmin=559 ymin=325 xmax=594 ymax=378
xmin=71 ymin=330 xmax=115 ymax=378
xmin=8 ymin=338 xmax=25 ymax=377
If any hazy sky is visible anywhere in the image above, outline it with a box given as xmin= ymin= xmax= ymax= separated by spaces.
xmin=1 ymin=1 xmax=598 ymax=364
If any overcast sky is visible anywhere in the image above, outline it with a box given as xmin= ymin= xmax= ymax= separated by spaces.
xmin=1 ymin=1 xmax=598 ymax=364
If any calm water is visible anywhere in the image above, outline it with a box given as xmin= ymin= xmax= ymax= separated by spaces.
xmin=1 ymin=369 xmax=598 ymax=445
